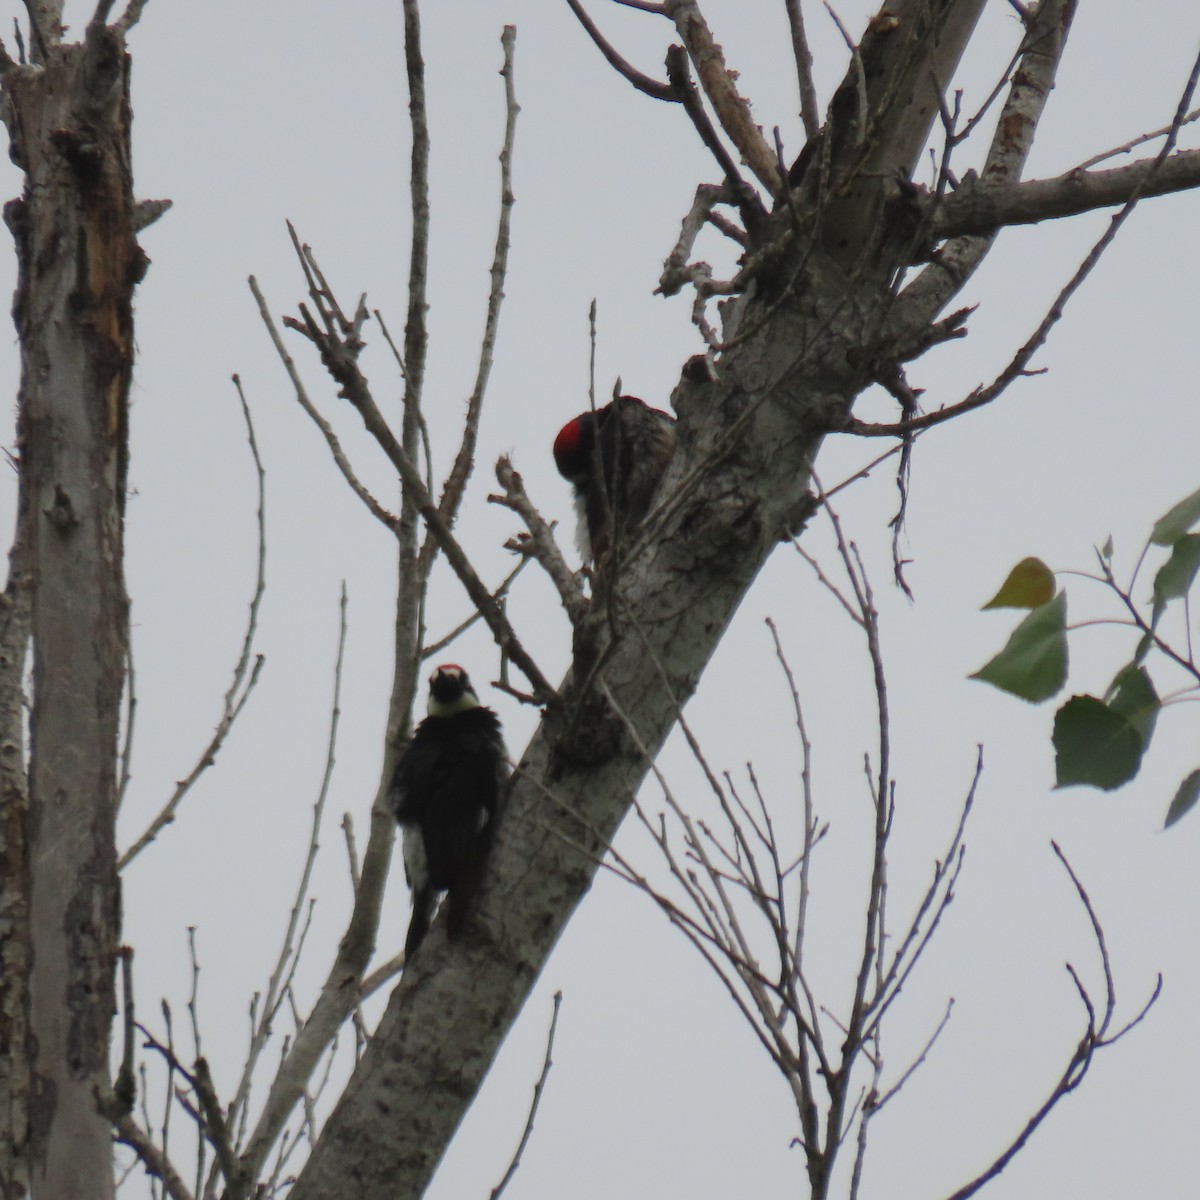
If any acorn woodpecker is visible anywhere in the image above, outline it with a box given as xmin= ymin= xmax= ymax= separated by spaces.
xmin=389 ymin=664 xmax=508 ymax=959
xmin=552 ymin=395 xmax=677 ymax=563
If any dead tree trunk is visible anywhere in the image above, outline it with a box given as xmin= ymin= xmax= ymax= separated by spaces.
xmin=0 ymin=8 xmax=145 ymax=1197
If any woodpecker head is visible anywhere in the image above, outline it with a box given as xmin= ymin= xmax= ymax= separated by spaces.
xmin=553 ymin=397 xmax=677 ymax=563
xmin=426 ymin=664 xmax=481 ymax=717
xmin=552 ymin=412 xmax=597 ymax=487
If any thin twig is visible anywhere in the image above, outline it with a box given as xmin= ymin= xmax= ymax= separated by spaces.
xmin=422 ymin=556 xmax=532 ymax=659
xmin=193 ymin=1057 xmax=248 ymax=1200
xmin=342 ymin=813 xmax=361 ymax=893
xmin=859 ymin=42 xmax=1200 ymax=440
xmin=564 ymin=0 xmax=677 ymax=101
xmin=119 ymin=379 xmax=268 ymax=868
xmin=420 ymin=26 xmax=520 ymax=585
xmin=1074 ymin=105 xmax=1200 ymax=172
xmin=942 ymin=842 xmax=1161 ymax=1200
xmin=115 ymin=641 xmax=136 ymax=812
xmin=871 ymin=998 xmax=954 ymax=1113
xmin=227 ymin=586 xmax=349 ymax=1145
xmin=250 ymin=279 xmax=401 ymax=532
xmin=490 ymin=991 xmax=563 ymax=1199
xmin=280 ymin=234 xmax=557 ymax=705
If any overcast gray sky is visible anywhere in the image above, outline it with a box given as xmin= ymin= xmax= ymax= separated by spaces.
xmin=3 ymin=2 xmax=1199 ymax=1196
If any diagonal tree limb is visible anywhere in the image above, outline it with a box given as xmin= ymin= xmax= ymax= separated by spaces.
xmin=563 ymin=0 xmax=677 ymax=101
xmin=892 ymin=0 xmax=1076 ymax=329
xmin=283 ymin=269 xmax=557 ymax=703
xmin=815 ymin=0 xmax=988 ymax=273
xmin=663 ymin=0 xmax=780 ymax=195
xmin=107 ymin=1107 xmax=195 ymax=1200
xmin=849 ymin=42 xmax=1200 ymax=439
xmin=240 ymin=3 xmax=435 ymax=1179
xmin=665 ymin=45 xmax=767 ymax=227
xmin=250 ymin=278 xmax=401 ymax=533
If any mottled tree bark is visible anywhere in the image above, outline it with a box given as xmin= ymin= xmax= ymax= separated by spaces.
xmin=0 ymin=11 xmax=142 ymax=1198
xmin=292 ymin=3 xmax=990 ymax=1198
xmin=0 ymin=549 xmax=31 ymax=1197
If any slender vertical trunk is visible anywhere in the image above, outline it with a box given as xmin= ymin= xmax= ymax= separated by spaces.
xmin=1 ymin=16 xmax=141 ymax=1198
xmin=0 ymin=545 xmax=31 ymax=1198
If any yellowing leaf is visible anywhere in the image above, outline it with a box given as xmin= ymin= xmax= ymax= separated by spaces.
xmin=982 ymin=557 xmax=1055 ymax=610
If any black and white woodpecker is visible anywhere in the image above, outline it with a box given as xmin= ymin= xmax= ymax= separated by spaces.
xmin=389 ymin=664 xmax=508 ymax=960
xmin=552 ymin=394 xmax=677 ymax=564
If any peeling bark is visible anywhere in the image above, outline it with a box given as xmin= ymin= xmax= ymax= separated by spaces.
xmin=0 ymin=14 xmax=141 ymax=1199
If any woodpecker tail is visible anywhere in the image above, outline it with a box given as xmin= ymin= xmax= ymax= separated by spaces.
xmin=444 ymin=829 xmax=494 ymax=941
xmin=405 ymin=885 xmax=437 ymax=960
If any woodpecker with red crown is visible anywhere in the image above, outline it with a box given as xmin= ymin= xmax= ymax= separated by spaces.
xmin=389 ymin=664 xmax=508 ymax=959
xmin=552 ymin=394 xmax=677 ymax=564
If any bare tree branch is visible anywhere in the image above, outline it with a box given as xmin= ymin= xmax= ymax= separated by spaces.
xmin=942 ymin=843 xmax=1162 ymax=1200
xmin=784 ymin=0 xmax=820 ymax=141
xmin=664 ymin=45 xmax=767 ymax=227
xmin=663 ymin=0 xmax=780 ymax=194
xmin=119 ymin=380 xmax=267 ymax=869
xmin=930 ymin=144 xmax=1200 ymax=239
xmin=114 ymin=0 xmax=150 ymax=33
xmin=250 ymin=280 xmax=401 ymax=532
xmin=490 ymin=456 xmax=588 ymax=626
xmin=850 ymin=46 xmax=1200 ymax=441
xmin=227 ymin=586 xmax=349 ymax=1153
xmin=422 ymin=556 xmax=532 ymax=659
xmin=419 ymin=25 xmax=521 ymax=582
xmin=489 ymin=991 xmax=563 ymax=1199
xmin=563 ymin=0 xmax=678 ymax=101
xmin=109 ymin=1109 xmax=195 ymax=1200
xmin=891 ymin=0 xmax=1077 ymax=334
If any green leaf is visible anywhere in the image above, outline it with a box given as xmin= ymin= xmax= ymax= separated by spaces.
xmin=1152 ymin=533 xmax=1200 ymax=606
xmin=981 ymin=557 xmax=1055 ymax=610
xmin=1052 ymin=695 xmax=1144 ymax=790
xmin=1101 ymin=535 xmax=1114 ymax=561
xmin=971 ymin=593 xmax=1067 ymax=702
xmin=1165 ymin=769 xmax=1200 ymax=828
xmin=1106 ymin=664 xmax=1159 ymax=747
xmin=1151 ymin=484 xmax=1200 ymax=545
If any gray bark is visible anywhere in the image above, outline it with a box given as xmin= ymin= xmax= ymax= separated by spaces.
xmin=291 ymin=3 xmax=990 ymax=1197
xmin=930 ymin=148 xmax=1200 ymax=238
xmin=0 ymin=14 xmax=141 ymax=1199
xmin=0 ymin=556 xmax=31 ymax=1196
